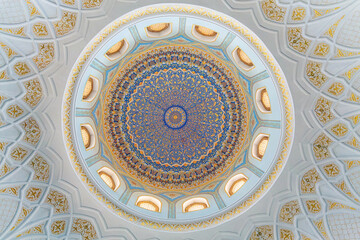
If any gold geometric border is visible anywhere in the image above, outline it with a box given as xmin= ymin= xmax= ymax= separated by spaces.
xmin=62 ymin=4 xmax=294 ymax=231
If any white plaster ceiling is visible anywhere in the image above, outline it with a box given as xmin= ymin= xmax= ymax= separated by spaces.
xmin=0 ymin=0 xmax=359 ymax=239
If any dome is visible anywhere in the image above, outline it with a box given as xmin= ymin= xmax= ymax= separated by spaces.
xmin=64 ymin=4 xmax=294 ymax=227
xmin=1 ymin=0 xmax=359 ymax=239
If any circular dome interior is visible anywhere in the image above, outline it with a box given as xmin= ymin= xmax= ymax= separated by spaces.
xmin=64 ymin=5 xmax=294 ymax=228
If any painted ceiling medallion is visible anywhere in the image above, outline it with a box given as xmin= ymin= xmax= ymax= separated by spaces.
xmin=104 ymin=46 xmax=244 ymax=189
xmin=63 ymin=5 xmax=294 ymax=229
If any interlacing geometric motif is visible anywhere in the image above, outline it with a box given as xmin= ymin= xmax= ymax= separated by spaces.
xmin=0 ymin=0 xmax=108 ymax=239
xmin=250 ymin=225 xmax=274 ymax=239
xmin=279 ymin=200 xmax=301 ymax=224
xmin=247 ymin=0 xmax=360 ymax=239
xmin=71 ymin=218 xmax=98 ymax=240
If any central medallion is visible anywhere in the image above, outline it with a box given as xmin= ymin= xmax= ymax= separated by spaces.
xmin=103 ymin=45 xmax=247 ymax=188
xmin=125 ymin=67 xmax=226 ymax=169
xmin=164 ymin=106 xmax=187 ymax=129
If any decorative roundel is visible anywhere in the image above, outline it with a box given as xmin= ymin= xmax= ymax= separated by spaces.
xmin=164 ymin=106 xmax=187 ymax=129
xmin=63 ymin=4 xmax=294 ymax=230
xmin=104 ymin=46 xmax=243 ymax=189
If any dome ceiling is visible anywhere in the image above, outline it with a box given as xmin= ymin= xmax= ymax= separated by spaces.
xmin=0 ymin=0 xmax=359 ymax=239
xmin=65 ymin=7 xmax=293 ymax=226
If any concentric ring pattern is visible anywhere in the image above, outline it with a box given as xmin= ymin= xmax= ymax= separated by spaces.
xmin=64 ymin=5 xmax=294 ymax=228
xmin=104 ymin=46 xmax=244 ymax=188
xmin=164 ymin=105 xmax=187 ymax=129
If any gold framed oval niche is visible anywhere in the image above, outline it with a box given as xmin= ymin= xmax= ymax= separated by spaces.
xmin=192 ymin=25 xmax=218 ymax=42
